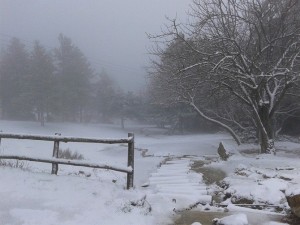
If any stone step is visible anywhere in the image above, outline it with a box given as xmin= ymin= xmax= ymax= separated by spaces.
xmin=165 ymin=160 xmax=191 ymax=165
xmin=150 ymin=180 xmax=191 ymax=185
xmin=154 ymin=168 xmax=190 ymax=172
xmin=159 ymin=167 xmax=191 ymax=171
xmin=154 ymin=193 xmax=212 ymax=203
xmin=150 ymin=172 xmax=190 ymax=177
xmin=149 ymin=176 xmax=188 ymax=181
xmin=158 ymin=189 xmax=208 ymax=195
xmin=155 ymin=183 xmax=206 ymax=189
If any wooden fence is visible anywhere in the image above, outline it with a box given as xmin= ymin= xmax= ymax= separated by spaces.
xmin=0 ymin=132 xmax=134 ymax=189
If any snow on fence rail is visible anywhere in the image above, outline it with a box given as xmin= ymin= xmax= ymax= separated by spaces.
xmin=0 ymin=132 xmax=135 ymax=189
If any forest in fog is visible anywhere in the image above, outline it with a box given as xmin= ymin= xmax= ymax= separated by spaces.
xmin=0 ymin=34 xmax=146 ymax=125
xmin=0 ymin=0 xmax=300 ymax=154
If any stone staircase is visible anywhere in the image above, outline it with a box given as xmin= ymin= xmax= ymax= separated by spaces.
xmin=146 ymin=157 xmax=212 ymax=210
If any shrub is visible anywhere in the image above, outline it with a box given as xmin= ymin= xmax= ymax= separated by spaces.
xmin=58 ymin=148 xmax=84 ymax=160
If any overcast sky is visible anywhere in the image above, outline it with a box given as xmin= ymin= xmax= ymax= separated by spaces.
xmin=0 ymin=0 xmax=190 ymax=91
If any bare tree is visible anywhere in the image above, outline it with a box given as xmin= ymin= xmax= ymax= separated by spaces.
xmin=148 ymin=0 xmax=300 ymax=153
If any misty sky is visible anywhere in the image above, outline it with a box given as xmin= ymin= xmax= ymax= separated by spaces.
xmin=1 ymin=0 xmax=190 ymax=91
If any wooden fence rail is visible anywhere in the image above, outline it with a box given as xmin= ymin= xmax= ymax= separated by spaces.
xmin=0 ymin=132 xmax=134 ymax=189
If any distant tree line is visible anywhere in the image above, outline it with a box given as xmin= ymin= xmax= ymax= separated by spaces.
xmin=0 ymin=34 xmax=145 ymax=126
xmin=148 ymin=0 xmax=300 ymax=153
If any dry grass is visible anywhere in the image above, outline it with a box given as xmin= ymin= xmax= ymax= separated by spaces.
xmin=0 ymin=159 xmax=30 ymax=170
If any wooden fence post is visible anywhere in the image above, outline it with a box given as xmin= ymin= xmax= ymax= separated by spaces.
xmin=51 ymin=133 xmax=60 ymax=175
xmin=127 ymin=133 xmax=134 ymax=189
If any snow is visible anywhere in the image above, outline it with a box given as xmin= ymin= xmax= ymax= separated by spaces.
xmin=285 ymin=185 xmax=300 ymax=197
xmin=0 ymin=120 xmax=299 ymax=224
xmin=0 ymin=167 xmax=153 ymax=225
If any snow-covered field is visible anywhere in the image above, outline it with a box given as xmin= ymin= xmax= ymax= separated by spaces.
xmin=0 ymin=120 xmax=299 ymax=225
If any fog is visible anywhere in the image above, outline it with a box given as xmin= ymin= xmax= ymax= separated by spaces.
xmin=0 ymin=0 xmax=190 ymax=91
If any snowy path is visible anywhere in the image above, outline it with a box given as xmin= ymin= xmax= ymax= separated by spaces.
xmin=146 ymin=157 xmax=212 ymax=211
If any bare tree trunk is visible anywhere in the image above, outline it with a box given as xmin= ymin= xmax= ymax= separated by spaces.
xmin=40 ymin=106 xmax=45 ymax=126
xmin=259 ymin=130 xmax=269 ymax=154
xmin=121 ymin=116 xmax=125 ymax=129
xmin=258 ymin=105 xmax=275 ymax=154
xmin=178 ymin=114 xmax=183 ymax=134
xmin=38 ymin=111 xmax=45 ymax=126
xmin=41 ymin=113 xmax=45 ymax=127
xmin=79 ymin=106 xmax=83 ymax=123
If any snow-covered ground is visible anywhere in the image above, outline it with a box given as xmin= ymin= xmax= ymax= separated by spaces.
xmin=0 ymin=120 xmax=299 ymax=225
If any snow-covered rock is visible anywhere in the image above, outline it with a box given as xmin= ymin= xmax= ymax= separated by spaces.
xmin=224 ymin=178 xmax=286 ymax=205
xmin=212 ymin=213 xmax=248 ymax=225
xmin=286 ymin=185 xmax=300 ymax=218
xmin=262 ymin=222 xmax=289 ymax=225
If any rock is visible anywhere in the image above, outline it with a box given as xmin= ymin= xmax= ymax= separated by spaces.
xmin=231 ymin=196 xmax=254 ymax=205
xmin=141 ymin=182 xmax=150 ymax=187
xmin=286 ymin=194 xmax=300 ymax=218
xmin=191 ymin=222 xmax=202 ymax=225
xmin=218 ymin=142 xmax=230 ymax=161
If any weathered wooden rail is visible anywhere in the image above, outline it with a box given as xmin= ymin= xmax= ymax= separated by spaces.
xmin=0 ymin=132 xmax=134 ymax=189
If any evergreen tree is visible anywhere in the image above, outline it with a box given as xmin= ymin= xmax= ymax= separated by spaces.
xmin=29 ymin=41 xmax=55 ymax=126
xmin=94 ymin=70 xmax=117 ymax=122
xmin=54 ymin=34 xmax=92 ymax=122
xmin=0 ymin=38 xmax=31 ymax=119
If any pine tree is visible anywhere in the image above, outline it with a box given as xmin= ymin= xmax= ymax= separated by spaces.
xmin=0 ymin=38 xmax=31 ymax=119
xmin=54 ymin=34 xmax=92 ymax=122
xmin=29 ymin=41 xmax=55 ymax=126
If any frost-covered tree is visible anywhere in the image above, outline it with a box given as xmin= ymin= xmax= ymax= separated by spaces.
xmin=149 ymin=0 xmax=300 ymax=153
